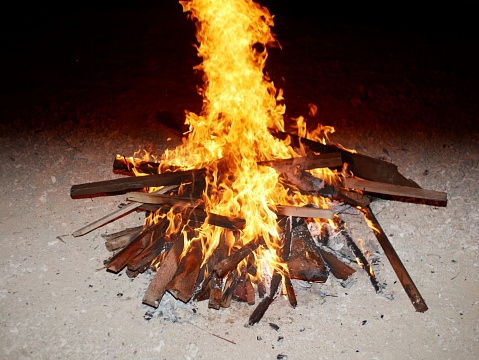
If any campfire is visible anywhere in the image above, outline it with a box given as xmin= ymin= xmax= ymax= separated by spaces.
xmin=71 ymin=0 xmax=447 ymax=325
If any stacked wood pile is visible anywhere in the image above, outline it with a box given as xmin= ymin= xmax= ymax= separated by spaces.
xmin=71 ymin=131 xmax=446 ymax=324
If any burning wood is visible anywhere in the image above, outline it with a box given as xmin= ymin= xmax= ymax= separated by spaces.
xmin=70 ymin=0 xmax=447 ymax=324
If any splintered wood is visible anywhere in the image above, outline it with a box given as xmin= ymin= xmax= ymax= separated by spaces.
xmin=71 ymin=132 xmax=447 ymax=324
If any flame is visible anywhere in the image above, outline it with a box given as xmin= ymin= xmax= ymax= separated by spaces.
xmin=131 ymin=0 xmax=342 ymax=281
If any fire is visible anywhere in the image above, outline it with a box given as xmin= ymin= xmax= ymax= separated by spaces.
xmin=134 ymin=0 xmax=339 ymax=281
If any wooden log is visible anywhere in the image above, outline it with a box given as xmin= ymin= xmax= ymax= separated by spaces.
xmin=127 ymin=229 xmax=170 ymax=272
xmin=103 ymin=226 xmax=143 ymax=251
xmin=317 ymin=248 xmax=356 ymax=280
xmin=142 ymin=236 xmax=185 ymax=307
xmin=336 ymin=218 xmax=381 ymax=293
xmin=208 ymin=232 xmax=229 ymax=309
xmin=166 ymin=237 xmax=203 ymax=303
xmin=213 ymin=237 xmax=264 ymax=278
xmin=248 ymin=272 xmax=282 ymax=326
xmin=287 ymin=219 xmax=329 ymax=282
xmin=276 ymin=205 xmax=333 ymax=220
xmin=258 ymin=153 xmax=342 ymax=170
xmin=362 ymin=206 xmax=428 ymax=312
xmin=343 ymin=177 xmax=447 ymax=203
xmin=137 ymin=203 xmax=246 ymax=231
xmin=271 ymin=130 xmax=421 ymax=188
xmin=283 ymin=276 xmax=297 ymax=308
xmin=113 ymin=153 xmax=342 ymax=176
xmin=221 ymin=270 xmax=240 ymax=308
xmin=70 ymin=169 xmax=206 ymax=198
xmin=105 ymin=219 xmax=167 ymax=273
xmin=245 ymin=275 xmax=255 ymax=305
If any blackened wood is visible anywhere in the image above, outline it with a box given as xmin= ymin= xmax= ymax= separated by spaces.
xmin=318 ymin=248 xmax=356 ymax=280
xmin=336 ymin=218 xmax=381 ymax=293
xmin=70 ymin=169 xmax=206 ymax=198
xmin=221 ymin=270 xmax=240 ymax=308
xmin=142 ymin=236 xmax=185 ymax=307
xmin=208 ymin=273 xmax=224 ymax=310
xmin=288 ymin=220 xmax=328 ymax=282
xmin=343 ymin=177 xmax=447 ymax=203
xmin=167 ymin=238 xmax=203 ymax=303
xmin=362 ymin=206 xmax=428 ymax=312
xmin=283 ymin=276 xmax=297 ymax=308
xmin=213 ymin=237 xmax=264 ymax=278
xmin=258 ymin=153 xmax=342 ymax=170
xmin=271 ymin=130 xmax=421 ymax=188
xmin=248 ymin=273 xmax=282 ymax=326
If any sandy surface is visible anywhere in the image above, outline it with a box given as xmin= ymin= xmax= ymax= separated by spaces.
xmin=1 ymin=3 xmax=478 ymax=360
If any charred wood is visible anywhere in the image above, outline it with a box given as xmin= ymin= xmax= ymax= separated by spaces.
xmin=248 ymin=272 xmax=282 ymax=326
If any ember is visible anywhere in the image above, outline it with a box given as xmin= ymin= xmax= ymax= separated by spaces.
xmin=71 ymin=0 xmax=446 ymax=324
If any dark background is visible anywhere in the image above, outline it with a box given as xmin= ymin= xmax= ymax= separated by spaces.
xmin=1 ymin=1 xmax=477 ymax=140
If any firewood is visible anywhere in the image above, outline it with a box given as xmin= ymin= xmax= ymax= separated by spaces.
xmin=362 ymin=206 xmax=428 ymax=312
xmin=72 ymin=185 xmax=178 ymax=237
xmin=208 ymin=232 xmax=229 ymax=309
xmin=167 ymin=237 xmax=203 ymax=302
xmin=127 ymin=192 xmax=203 ymax=208
xmin=248 ymin=273 xmax=282 ymax=326
xmin=105 ymin=218 xmax=167 ymax=273
xmin=317 ymin=248 xmax=356 ymax=280
xmin=103 ymin=226 xmax=143 ymax=251
xmin=287 ymin=219 xmax=328 ymax=282
xmin=213 ymin=237 xmax=264 ymax=278
xmin=113 ymin=153 xmax=342 ymax=177
xmin=271 ymin=130 xmax=422 ymax=188
xmin=221 ymin=270 xmax=240 ymax=308
xmin=127 ymin=228 xmax=171 ymax=272
xmin=276 ymin=205 xmax=333 ymax=220
xmin=283 ymin=276 xmax=297 ymax=308
xmin=336 ymin=218 xmax=381 ymax=293
xmin=137 ymin=203 xmax=246 ymax=231
xmin=73 ymin=202 xmax=142 ymax=237
xmin=343 ymin=176 xmax=447 ymax=203
xmin=70 ymin=169 xmax=206 ymax=198
xmin=142 ymin=236 xmax=185 ymax=307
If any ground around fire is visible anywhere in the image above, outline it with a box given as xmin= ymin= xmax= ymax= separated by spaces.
xmin=1 ymin=3 xmax=478 ymax=360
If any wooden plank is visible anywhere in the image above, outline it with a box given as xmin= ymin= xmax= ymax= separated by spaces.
xmin=276 ymin=205 xmax=333 ymax=220
xmin=70 ymin=169 xmax=206 ymax=198
xmin=343 ymin=177 xmax=447 ymax=202
xmin=271 ymin=130 xmax=421 ymax=188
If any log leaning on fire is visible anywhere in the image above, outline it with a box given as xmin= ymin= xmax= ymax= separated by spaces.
xmin=362 ymin=206 xmax=428 ymax=312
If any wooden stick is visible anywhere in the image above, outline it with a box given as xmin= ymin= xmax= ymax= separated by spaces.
xmin=362 ymin=206 xmax=428 ymax=312
xmin=343 ymin=177 xmax=447 ymax=203
xmin=317 ymin=248 xmax=356 ymax=280
xmin=72 ymin=202 xmax=141 ymax=237
xmin=213 ymin=237 xmax=264 ymax=278
xmin=72 ymin=185 xmax=178 ymax=237
xmin=248 ymin=273 xmax=282 ymax=326
xmin=271 ymin=130 xmax=422 ymax=188
xmin=167 ymin=237 xmax=203 ymax=302
xmin=127 ymin=192 xmax=203 ymax=208
xmin=105 ymin=219 xmax=167 ymax=273
xmin=101 ymin=226 xmax=143 ymax=241
xmin=142 ymin=236 xmax=185 ymax=307
xmin=70 ymin=169 xmax=206 ymax=198
xmin=104 ymin=226 xmax=143 ymax=252
xmin=276 ymin=205 xmax=333 ymax=220
xmin=113 ymin=153 xmax=342 ymax=176
xmin=336 ymin=218 xmax=381 ymax=292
